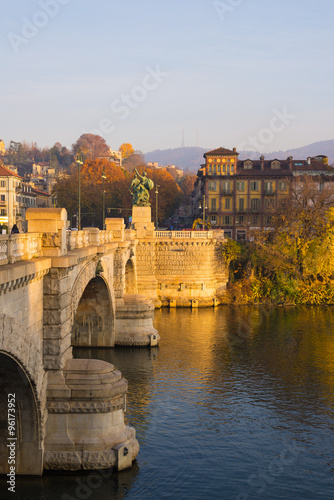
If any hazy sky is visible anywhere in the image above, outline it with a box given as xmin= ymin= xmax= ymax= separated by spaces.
xmin=1 ymin=0 xmax=334 ymax=153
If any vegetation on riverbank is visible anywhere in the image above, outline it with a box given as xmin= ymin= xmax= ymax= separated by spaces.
xmin=223 ymin=177 xmax=334 ymax=305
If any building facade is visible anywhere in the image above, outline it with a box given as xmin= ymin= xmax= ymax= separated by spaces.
xmin=193 ymin=147 xmax=334 ymax=240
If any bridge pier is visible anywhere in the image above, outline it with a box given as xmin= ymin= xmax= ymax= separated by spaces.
xmin=115 ymin=294 xmax=160 ymax=346
xmin=44 ymin=359 xmax=139 ymax=471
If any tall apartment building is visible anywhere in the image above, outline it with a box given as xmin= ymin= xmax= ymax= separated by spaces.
xmin=193 ymin=147 xmax=334 ymax=240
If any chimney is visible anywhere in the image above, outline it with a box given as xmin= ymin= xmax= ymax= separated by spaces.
xmin=287 ymin=156 xmax=293 ymax=170
xmin=233 ymin=147 xmax=236 ymax=152
xmin=260 ymin=155 xmax=265 ymax=170
xmin=307 ymin=156 xmax=311 ymax=165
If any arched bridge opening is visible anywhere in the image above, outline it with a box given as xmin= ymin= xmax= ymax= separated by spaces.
xmin=0 ymin=352 xmax=43 ymax=475
xmin=71 ymin=276 xmax=115 ymax=347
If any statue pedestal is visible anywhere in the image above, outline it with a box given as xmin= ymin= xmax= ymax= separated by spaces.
xmin=131 ymin=206 xmax=155 ymax=238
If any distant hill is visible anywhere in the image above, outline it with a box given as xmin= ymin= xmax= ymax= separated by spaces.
xmin=145 ymin=140 xmax=334 ymax=171
xmin=145 ymin=147 xmax=210 ymax=172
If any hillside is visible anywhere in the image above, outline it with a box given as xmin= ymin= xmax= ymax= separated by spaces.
xmin=145 ymin=139 xmax=334 ymax=170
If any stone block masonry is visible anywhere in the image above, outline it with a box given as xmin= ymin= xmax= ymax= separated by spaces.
xmin=136 ymin=237 xmax=228 ymax=307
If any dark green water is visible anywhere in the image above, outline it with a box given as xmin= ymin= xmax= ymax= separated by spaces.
xmin=2 ymin=306 xmax=334 ymax=499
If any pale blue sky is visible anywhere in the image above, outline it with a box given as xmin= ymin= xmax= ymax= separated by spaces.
xmin=1 ymin=0 xmax=333 ymax=153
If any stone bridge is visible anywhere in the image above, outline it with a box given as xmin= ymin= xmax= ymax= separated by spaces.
xmin=0 ymin=208 xmax=227 ymax=476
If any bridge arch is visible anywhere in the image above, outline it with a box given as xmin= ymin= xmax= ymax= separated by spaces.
xmin=71 ymin=259 xmax=115 ymax=347
xmin=0 ymin=351 xmax=43 ymax=475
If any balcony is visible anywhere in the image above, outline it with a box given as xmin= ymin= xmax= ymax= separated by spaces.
xmin=221 ymin=189 xmax=232 ymax=195
xmin=264 ymin=189 xmax=276 ymax=195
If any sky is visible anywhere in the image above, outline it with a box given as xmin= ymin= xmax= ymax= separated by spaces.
xmin=1 ymin=0 xmax=334 ymax=154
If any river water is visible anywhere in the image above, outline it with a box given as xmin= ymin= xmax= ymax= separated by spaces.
xmin=3 ymin=306 xmax=334 ymax=499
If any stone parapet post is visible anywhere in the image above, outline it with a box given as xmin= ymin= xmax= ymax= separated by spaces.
xmin=26 ymin=208 xmax=67 ymax=257
xmin=105 ymin=218 xmax=125 ymax=241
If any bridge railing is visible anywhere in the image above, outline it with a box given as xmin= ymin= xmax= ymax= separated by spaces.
xmin=154 ymin=230 xmax=225 ymax=240
xmin=0 ymin=233 xmax=43 ymax=266
xmin=66 ymin=229 xmax=114 ymax=251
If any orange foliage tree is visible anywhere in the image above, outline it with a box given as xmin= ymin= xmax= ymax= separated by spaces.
xmin=119 ymin=143 xmax=134 ymax=160
xmin=54 ymin=158 xmax=132 ymax=227
xmin=72 ymin=134 xmax=110 ymax=161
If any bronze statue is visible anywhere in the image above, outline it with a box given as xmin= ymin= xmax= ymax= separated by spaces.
xmin=130 ymin=168 xmax=154 ymax=206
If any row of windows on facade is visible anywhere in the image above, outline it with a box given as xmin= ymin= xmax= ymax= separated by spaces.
xmin=0 ymin=194 xmax=35 ymax=205
xmin=210 ymin=214 xmax=273 ymax=225
xmin=208 ymin=180 xmax=288 ymax=192
xmin=208 ymin=164 xmax=235 ymax=175
xmin=209 ymin=197 xmax=283 ymax=211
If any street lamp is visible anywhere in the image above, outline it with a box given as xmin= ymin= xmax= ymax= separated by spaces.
xmin=102 ymin=165 xmax=107 ymax=230
xmin=199 ymin=194 xmax=207 ymax=221
xmin=75 ymin=152 xmax=83 ymax=230
xmin=155 ymin=184 xmax=160 ymax=230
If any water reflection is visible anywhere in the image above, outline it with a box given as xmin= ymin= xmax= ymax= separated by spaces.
xmin=3 ymin=306 xmax=334 ymax=500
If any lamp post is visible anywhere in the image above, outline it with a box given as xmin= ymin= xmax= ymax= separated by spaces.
xmin=102 ymin=165 xmax=106 ymax=230
xmin=75 ymin=152 xmax=83 ymax=230
xmin=199 ymin=194 xmax=207 ymax=222
xmin=155 ymin=184 xmax=160 ymax=230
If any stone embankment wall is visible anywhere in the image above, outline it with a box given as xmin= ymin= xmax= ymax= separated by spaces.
xmin=136 ymin=236 xmax=227 ymax=307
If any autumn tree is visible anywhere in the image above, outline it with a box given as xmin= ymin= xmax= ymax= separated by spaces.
xmin=177 ymin=174 xmax=197 ymax=206
xmin=72 ymin=134 xmax=110 ymax=161
xmin=119 ymin=143 xmax=134 ymax=160
xmin=122 ymin=153 xmax=146 ymax=172
xmin=271 ymin=175 xmax=334 ymax=276
xmin=53 ymin=158 xmax=131 ymax=228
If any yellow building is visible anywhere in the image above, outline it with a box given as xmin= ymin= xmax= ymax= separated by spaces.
xmin=0 ymin=140 xmax=5 ymax=155
xmin=194 ymin=147 xmax=333 ymax=240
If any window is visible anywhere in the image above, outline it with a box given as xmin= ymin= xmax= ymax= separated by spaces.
xmin=265 ymin=215 xmax=273 ymax=225
xmin=225 ymin=198 xmax=231 ymax=209
xmin=251 ymin=215 xmax=260 ymax=225
xmin=250 ymin=198 xmax=261 ymax=210
xmin=213 ymin=165 xmax=217 ymax=175
xmin=251 ymin=181 xmax=259 ymax=191
xmin=209 ymin=181 xmax=217 ymax=191
xmin=278 ymin=181 xmax=287 ymax=191
xmin=265 ymin=198 xmax=274 ymax=209
xmin=271 ymin=160 xmax=281 ymax=169
xmin=223 ymin=181 xmax=231 ymax=193
xmin=224 ymin=230 xmax=232 ymax=239
xmin=211 ymin=198 xmax=217 ymax=211
xmin=0 ymin=181 xmax=5 ymax=187
xmin=0 ymin=195 xmax=5 ymax=201
xmin=209 ymin=165 xmax=212 ymax=174
xmin=238 ymin=198 xmax=244 ymax=211
xmin=265 ymin=181 xmax=274 ymax=193
xmin=237 ymin=181 xmax=245 ymax=191
xmin=0 ymin=209 xmax=5 ymax=215
xmin=236 ymin=215 xmax=245 ymax=224
xmin=223 ymin=215 xmax=232 ymax=225
xmin=237 ymin=231 xmax=246 ymax=241
xmin=210 ymin=215 xmax=217 ymax=225
xmin=244 ymin=161 xmax=253 ymax=169
xmin=226 ymin=165 xmax=230 ymax=175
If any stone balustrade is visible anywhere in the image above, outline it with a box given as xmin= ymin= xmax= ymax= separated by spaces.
xmin=154 ymin=230 xmax=225 ymax=240
xmin=66 ymin=228 xmax=114 ymax=251
xmin=0 ymin=233 xmax=43 ymax=266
